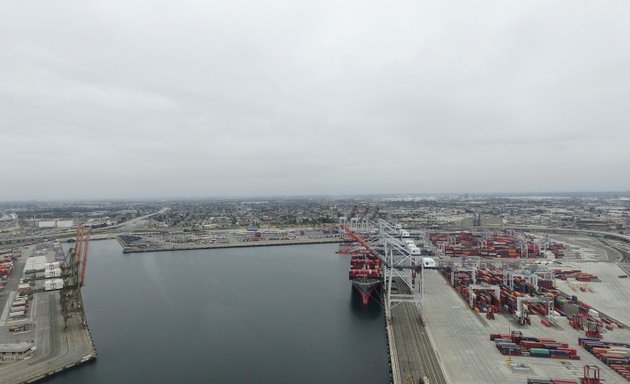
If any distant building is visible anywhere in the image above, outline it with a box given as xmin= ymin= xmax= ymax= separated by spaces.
xmin=38 ymin=220 xmax=57 ymax=228
xmin=56 ymin=220 xmax=74 ymax=228
xmin=0 ymin=213 xmax=17 ymax=221
xmin=37 ymin=219 xmax=74 ymax=229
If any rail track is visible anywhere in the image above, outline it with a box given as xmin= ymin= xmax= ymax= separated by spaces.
xmin=390 ymin=278 xmax=447 ymax=384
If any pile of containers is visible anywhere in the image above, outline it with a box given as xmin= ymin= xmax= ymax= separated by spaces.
xmin=9 ymin=294 xmax=30 ymax=319
xmin=1 ymin=256 xmax=15 ymax=293
xmin=555 ymin=269 xmax=600 ymax=282
xmin=567 ymin=296 xmax=624 ymax=336
xmin=44 ymin=278 xmax=64 ymax=291
xmin=490 ymin=333 xmax=580 ymax=360
xmin=53 ymin=241 xmax=65 ymax=261
xmin=466 ymin=288 xmax=501 ymax=314
xmin=441 ymin=268 xmax=501 ymax=313
xmin=548 ymin=242 xmax=566 ymax=258
xmin=348 ymin=253 xmax=381 ymax=279
xmin=579 ymin=338 xmax=630 ymax=380
xmin=442 ymin=266 xmax=561 ymax=317
xmin=429 ymin=231 xmax=546 ymax=258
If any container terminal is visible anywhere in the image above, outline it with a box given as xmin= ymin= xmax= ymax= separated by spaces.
xmin=0 ymin=226 xmax=96 ymax=384
xmin=1 ymin=197 xmax=629 ymax=383
xmin=340 ymin=219 xmax=630 ymax=384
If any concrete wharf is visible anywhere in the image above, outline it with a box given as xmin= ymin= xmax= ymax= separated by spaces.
xmin=386 ymin=277 xmax=448 ymax=384
xmin=0 ymin=314 xmax=96 ymax=384
xmin=0 ymin=244 xmax=96 ymax=384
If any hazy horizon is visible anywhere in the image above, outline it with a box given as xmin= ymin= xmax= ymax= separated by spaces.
xmin=1 ymin=189 xmax=629 ymax=204
xmin=2 ymin=1 xmax=629 ymax=200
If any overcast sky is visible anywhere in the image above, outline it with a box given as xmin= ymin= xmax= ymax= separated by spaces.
xmin=1 ymin=1 xmax=629 ymax=200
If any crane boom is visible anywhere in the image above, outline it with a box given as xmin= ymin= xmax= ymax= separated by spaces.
xmin=80 ymin=227 xmax=91 ymax=286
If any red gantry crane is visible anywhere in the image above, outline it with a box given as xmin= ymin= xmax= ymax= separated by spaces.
xmin=60 ymin=224 xmax=91 ymax=328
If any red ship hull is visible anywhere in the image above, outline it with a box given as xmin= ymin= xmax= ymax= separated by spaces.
xmin=351 ymin=279 xmax=382 ymax=304
xmin=344 ymin=236 xmax=383 ymax=305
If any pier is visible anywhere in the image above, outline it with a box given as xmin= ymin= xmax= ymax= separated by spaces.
xmin=386 ymin=278 xmax=448 ymax=384
xmin=0 ymin=229 xmax=96 ymax=384
xmin=342 ymin=221 xmax=449 ymax=384
xmin=0 ymin=311 xmax=96 ymax=384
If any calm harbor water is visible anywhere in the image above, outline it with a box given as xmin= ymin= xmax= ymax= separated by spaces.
xmin=43 ymin=240 xmax=389 ymax=384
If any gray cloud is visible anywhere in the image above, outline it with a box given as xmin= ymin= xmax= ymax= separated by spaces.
xmin=1 ymin=0 xmax=629 ymax=200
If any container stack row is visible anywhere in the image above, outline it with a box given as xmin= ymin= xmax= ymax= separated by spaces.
xmin=555 ymin=269 xmax=600 ymax=282
xmin=490 ymin=333 xmax=579 ymax=360
xmin=442 ymin=267 xmax=560 ymax=317
xmin=53 ymin=241 xmax=65 ymax=261
xmin=348 ymin=252 xmax=382 ymax=279
xmin=579 ymin=338 xmax=630 ymax=381
xmin=8 ymin=293 xmax=30 ymax=319
xmin=429 ymin=231 xmax=548 ymax=258
xmin=565 ymin=295 xmax=624 ymax=337
xmin=0 ymin=250 xmax=18 ymax=293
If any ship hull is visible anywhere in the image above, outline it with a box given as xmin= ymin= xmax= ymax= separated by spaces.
xmin=351 ymin=279 xmax=382 ymax=305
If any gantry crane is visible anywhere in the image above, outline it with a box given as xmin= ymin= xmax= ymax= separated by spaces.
xmin=342 ymin=221 xmax=425 ymax=317
xmin=60 ymin=224 xmax=91 ymax=328
xmin=369 ymin=206 xmax=380 ymax=221
xmin=348 ymin=205 xmax=358 ymax=220
xmin=582 ymin=365 xmax=601 ymax=384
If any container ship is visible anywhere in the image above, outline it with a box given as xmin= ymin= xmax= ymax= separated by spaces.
xmin=348 ymin=252 xmax=382 ymax=305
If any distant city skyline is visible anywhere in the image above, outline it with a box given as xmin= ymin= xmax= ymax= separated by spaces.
xmin=1 ymin=1 xmax=629 ymax=200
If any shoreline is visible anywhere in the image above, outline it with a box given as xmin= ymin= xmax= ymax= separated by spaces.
xmin=26 ymin=324 xmax=97 ymax=384
xmin=121 ymin=237 xmax=342 ymax=253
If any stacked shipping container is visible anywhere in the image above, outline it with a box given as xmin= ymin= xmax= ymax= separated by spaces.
xmin=490 ymin=333 xmax=580 ymax=360
xmin=579 ymin=338 xmax=630 ymax=381
xmin=429 ymin=231 xmax=547 ymax=258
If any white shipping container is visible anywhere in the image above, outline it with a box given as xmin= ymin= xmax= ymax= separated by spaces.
xmin=44 ymin=278 xmax=64 ymax=291
xmin=45 ymin=262 xmax=60 ymax=270
xmin=9 ymin=311 xmax=25 ymax=317
xmin=44 ymin=269 xmax=62 ymax=278
xmin=24 ymin=256 xmax=48 ymax=273
xmin=45 ymin=284 xmax=62 ymax=291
